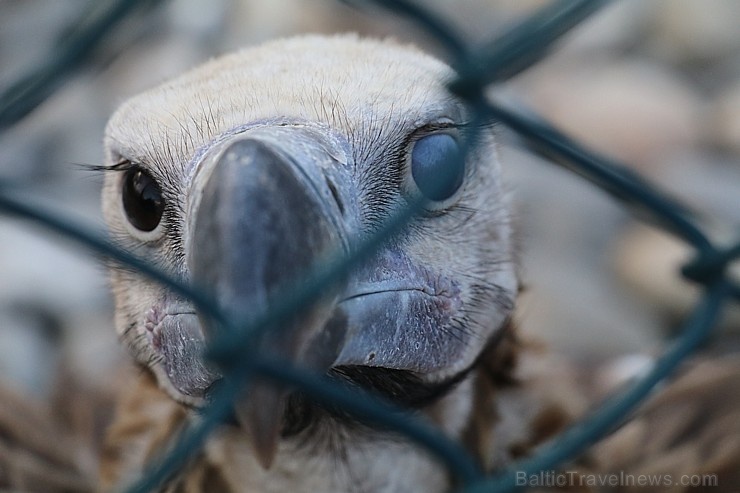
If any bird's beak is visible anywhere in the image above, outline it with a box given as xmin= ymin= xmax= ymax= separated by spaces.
xmin=185 ymin=124 xmax=468 ymax=469
xmin=188 ymin=126 xmax=355 ymax=468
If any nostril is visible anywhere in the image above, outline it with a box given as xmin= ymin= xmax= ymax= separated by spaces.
xmin=326 ymin=177 xmax=345 ymax=216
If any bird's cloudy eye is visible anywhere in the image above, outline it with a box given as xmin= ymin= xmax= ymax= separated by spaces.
xmin=410 ymin=133 xmax=464 ymax=202
xmin=122 ymin=167 xmax=164 ymax=232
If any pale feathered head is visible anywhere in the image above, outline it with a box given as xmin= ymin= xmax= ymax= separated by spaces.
xmin=102 ymin=34 xmax=517 ymax=465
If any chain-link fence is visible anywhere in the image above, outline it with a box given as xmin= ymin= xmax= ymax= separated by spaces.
xmin=1 ymin=0 xmax=738 ymax=492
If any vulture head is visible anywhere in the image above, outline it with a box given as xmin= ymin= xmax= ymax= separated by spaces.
xmin=102 ymin=35 xmax=518 ymax=466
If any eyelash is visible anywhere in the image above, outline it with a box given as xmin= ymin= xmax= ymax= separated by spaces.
xmin=106 ymin=159 xmax=168 ymax=191
xmin=108 ymin=159 xmax=138 ymax=172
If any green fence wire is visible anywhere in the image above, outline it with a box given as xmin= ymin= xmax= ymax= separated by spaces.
xmin=0 ymin=1 xmax=738 ymax=492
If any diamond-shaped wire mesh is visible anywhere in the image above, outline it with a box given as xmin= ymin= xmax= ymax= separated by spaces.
xmin=0 ymin=1 xmax=737 ymax=492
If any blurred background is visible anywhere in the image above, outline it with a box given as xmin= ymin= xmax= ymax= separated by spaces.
xmin=0 ymin=0 xmax=738 ymax=472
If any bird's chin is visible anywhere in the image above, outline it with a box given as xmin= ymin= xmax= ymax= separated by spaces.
xmin=137 ymin=280 xmax=489 ymax=470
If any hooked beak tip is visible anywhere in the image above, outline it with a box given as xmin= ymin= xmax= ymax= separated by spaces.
xmin=234 ymin=381 xmax=286 ymax=470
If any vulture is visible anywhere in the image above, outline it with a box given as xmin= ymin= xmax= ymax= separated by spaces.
xmin=99 ymin=34 xmax=529 ymax=492
xmin=2 ymin=34 xmax=732 ymax=493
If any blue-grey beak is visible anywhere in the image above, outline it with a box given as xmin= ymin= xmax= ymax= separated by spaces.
xmin=180 ymin=124 xmax=467 ymax=468
xmin=188 ymin=126 xmax=354 ymax=468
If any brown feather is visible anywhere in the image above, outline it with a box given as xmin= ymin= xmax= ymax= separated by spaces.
xmin=0 ymin=381 xmax=93 ymax=492
xmin=589 ymin=357 xmax=740 ymax=492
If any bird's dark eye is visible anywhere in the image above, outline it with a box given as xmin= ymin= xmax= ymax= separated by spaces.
xmin=410 ymin=133 xmax=464 ymax=202
xmin=122 ymin=167 xmax=164 ymax=232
